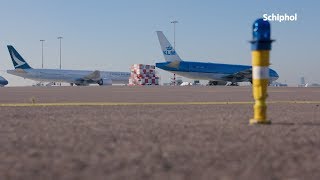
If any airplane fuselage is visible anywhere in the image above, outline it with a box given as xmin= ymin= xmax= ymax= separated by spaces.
xmin=7 ymin=68 xmax=130 ymax=85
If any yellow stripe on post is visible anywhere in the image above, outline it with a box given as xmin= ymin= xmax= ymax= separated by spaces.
xmin=252 ymin=51 xmax=270 ymax=66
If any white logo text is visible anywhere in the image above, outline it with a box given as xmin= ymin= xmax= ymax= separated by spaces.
xmin=263 ymin=13 xmax=297 ymax=22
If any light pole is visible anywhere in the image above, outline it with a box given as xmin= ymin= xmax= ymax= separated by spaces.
xmin=40 ymin=40 xmax=45 ymax=69
xmin=57 ymin=37 xmax=63 ymax=70
xmin=171 ymin=20 xmax=178 ymax=86
xmin=171 ymin=20 xmax=178 ymax=49
xmin=57 ymin=36 xmax=63 ymax=86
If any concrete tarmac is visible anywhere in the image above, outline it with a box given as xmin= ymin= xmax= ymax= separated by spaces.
xmin=0 ymin=86 xmax=319 ymax=180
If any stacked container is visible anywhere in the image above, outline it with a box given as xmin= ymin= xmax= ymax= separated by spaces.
xmin=129 ymin=64 xmax=160 ymax=85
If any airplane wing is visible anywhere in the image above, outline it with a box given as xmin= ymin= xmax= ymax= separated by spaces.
xmin=73 ymin=70 xmax=102 ymax=85
xmin=222 ymin=68 xmax=252 ymax=81
xmin=82 ymin=70 xmax=101 ymax=81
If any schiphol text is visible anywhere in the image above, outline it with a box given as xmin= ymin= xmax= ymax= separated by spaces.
xmin=263 ymin=13 xmax=297 ymax=22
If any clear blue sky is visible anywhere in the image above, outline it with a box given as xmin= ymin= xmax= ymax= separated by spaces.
xmin=0 ymin=0 xmax=319 ymax=86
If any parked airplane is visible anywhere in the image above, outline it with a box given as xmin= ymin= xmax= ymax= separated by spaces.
xmin=6 ymin=45 xmax=130 ymax=86
xmin=0 ymin=76 xmax=8 ymax=87
xmin=155 ymin=31 xmax=279 ymax=85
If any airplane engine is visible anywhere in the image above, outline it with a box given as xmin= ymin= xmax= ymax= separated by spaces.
xmin=98 ymin=78 xmax=112 ymax=86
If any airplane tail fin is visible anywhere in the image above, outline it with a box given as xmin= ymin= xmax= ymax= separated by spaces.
xmin=7 ymin=45 xmax=32 ymax=69
xmin=156 ymin=31 xmax=182 ymax=62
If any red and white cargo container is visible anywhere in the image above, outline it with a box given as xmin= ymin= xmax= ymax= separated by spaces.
xmin=129 ymin=64 xmax=160 ymax=85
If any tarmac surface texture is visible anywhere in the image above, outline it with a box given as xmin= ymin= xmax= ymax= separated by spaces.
xmin=0 ymin=86 xmax=320 ymax=180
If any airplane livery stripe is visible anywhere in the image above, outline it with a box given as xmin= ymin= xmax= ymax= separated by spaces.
xmin=252 ymin=66 xmax=269 ymax=79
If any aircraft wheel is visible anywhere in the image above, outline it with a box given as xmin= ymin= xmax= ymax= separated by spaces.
xmin=97 ymin=79 xmax=103 ymax=86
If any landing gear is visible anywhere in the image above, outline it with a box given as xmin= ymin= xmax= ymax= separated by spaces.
xmin=207 ymin=81 xmax=218 ymax=86
xmin=225 ymin=82 xmax=239 ymax=86
xmin=230 ymin=82 xmax=238 ymax=86
xmin=97 ymin=79 xmax=103 ymax=86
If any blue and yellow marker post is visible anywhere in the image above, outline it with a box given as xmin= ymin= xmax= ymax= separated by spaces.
xmin=250 ymin=18 xmax=274 ymax=125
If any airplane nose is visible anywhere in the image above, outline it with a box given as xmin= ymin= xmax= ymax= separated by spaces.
xmin=274 ymin=71 xmax=279 ymax=80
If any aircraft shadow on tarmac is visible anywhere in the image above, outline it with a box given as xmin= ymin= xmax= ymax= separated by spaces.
xmin=271 ymin=122 xmax=320 ymax=126
xmin=239 ymin=122 xmax=320 ymax=126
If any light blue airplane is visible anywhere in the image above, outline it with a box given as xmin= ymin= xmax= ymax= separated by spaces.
xmin=6 ymin=45 xmax=130 ymax=86
xmin=155 ymin=31 xmax=279 ymax=85
xmin=0 ymin=76 xmax=8 ymax=87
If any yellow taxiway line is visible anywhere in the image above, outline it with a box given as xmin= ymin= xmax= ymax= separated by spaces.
xmin=0 ymin=101 xmax=320 ymax=107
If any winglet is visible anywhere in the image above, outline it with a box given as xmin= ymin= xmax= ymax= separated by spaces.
xmin=7 ymin=45 xmax=32 ymax=69
xmin=156 ymin=31 xmax=182 ymax=62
